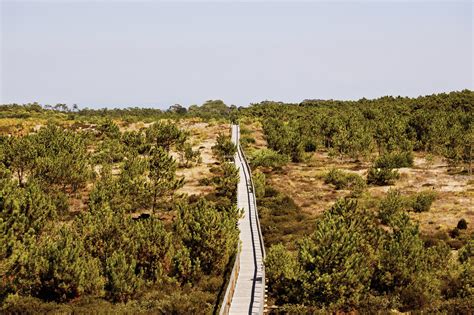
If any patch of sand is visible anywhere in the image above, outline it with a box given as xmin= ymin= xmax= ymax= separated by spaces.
xmin=268 ymin=152 xmax=473 ymax=236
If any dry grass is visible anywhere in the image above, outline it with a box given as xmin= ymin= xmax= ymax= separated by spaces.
xmin=175 ymin=120 xmax=229 ymax=196
xmin=268 ymin=151 xmax=473 ymax=237
xmin=241 ymin=119 xmax=267 ymax=150
xmin=0 ymin=118 xmax=49 ymax=135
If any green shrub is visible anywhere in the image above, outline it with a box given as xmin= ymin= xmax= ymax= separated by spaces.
xmin=240 ymin=135 xmax=256 ymax=148
xmin=294 ymin=199 xmax=378 ymax=307
xmin=145 ymin=290 xmax=215 ymax=314
xmin=174 ymin=199 xmax=239 ymax=277
xmin=367 ymin=166 xmax=399 ymax=186
xmin=457 ymin=259 xmax=474 ymax=299
xmin=258 ymin=186 xmax=313 ymax=248
xmin=379 ymin=189 xmax=404 ymax=225
xmin=4 ymin=227 xmax=105 ymax=302
xmin=458 ymin=241 xmax=473 ymax=264
xmin=253 ymin=171 xmax=266 ymax=199
xmin=398 ymin=272 xmax=442 ymax=311
xmin=98 ymin=119 xmax=121 ymax=139
xmin=105 ymin=250 xmax=143 ymax=302
xmin=410 ymin=190 xmax=436 ymax=212
xmin=213 ymin=163 xmax=239 ymax=201
xmin=145 ymin=121 xmax=188 ymax=151
xmin=249 ymin=148 xmax=289 ymax=169
xmin=265 ymin=244 xmax=300 ymax=304
xmin=324 ymin=168 xmax=366 ymax=196
xmin=0 ymin=295 xmax=71 ymax=314
xmin=324 ymin=168 xmax=348 ymax=189
xmin=211 ymin=133 xmax=236 ymax=161
xmin=374 ymin=151 xmax=414 ymax=168
xmin=262 ymin=118 xmax=306 ymax=162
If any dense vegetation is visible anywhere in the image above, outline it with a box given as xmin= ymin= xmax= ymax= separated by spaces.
xmin=1 ymin=90 xmax=472 ymax=313
xmin=243 ymin=90 xmax=473 ymax=313
xmin=245 ymin=90 xmax=473 ymax=173
xmin=0 ymin=99 xmax=235 ymax=126
xmin=265 ymin=198 xmax=473 ymax=313
xmin=0 ymin=117 xmax=239 ymax=313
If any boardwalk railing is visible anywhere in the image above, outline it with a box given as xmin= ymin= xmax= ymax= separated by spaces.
xmin=219 ymin=244 xmax=241 ymax=315
xmin=219 ymin=124 xmax=266 ymax=315
xmin=239 ymin=145 xmax=266 ymax=261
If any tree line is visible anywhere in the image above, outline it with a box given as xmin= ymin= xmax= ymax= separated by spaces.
xmin=244 ymin=90 xmax=473 ymax=173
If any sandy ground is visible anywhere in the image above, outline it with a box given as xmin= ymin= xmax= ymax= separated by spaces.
xmin=41 ymin=119 xmax=228 ymax=213
xmin=267 ymin=151 xmax=473 ymax=236
xmin=175 ymin=121 xmax=229 ymax=196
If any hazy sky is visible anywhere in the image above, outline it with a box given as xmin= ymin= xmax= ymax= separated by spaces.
xmin=1 ymin=1 xmax=472 ymax=109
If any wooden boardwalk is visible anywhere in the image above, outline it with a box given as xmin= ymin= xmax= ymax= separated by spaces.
xmin=226 ymin=124 xmax=265 ymax=315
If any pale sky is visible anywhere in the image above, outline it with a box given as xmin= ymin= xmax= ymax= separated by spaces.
xmin=1 ymin=1 xmax=472 ymax=108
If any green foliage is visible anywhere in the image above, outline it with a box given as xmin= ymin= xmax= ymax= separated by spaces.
xmin=145 ymin=289 xmax=216 ymax=314
xmin=97 ymin=119 xmax=120 ymax=139
xmin=457 ymin=259 xmax=474 ymax=299
xmin=131 ymin=218 xmax=173 ymax=282
xmin=171 ymin=246 xmax=200 ymax=283
xmin=295 ymin=199 xmax=378 ymax=308
xmin=213 ymin=162 xmax=239 ymax=202
xmin=265 ymin=244 xmax=301 ymax=304
xmin=458 ymin=240 xmax=474 ymax=264
xmin=373 ymin=215 xmax=450 ymax=310
xmin=2 ymin=125 xmax=91 ymax=191
xmin=240 ymin=134 xmax=256 ymax=149
xmin=188 ymin=100 xmax=231 ymax=120
xmin=258 ymin=186 xmax=314 ymax=248
xmin=174 ymin=199 xmax=239 ymax=278
xmin=326 ymin=112 xmax=374 ymax=159
xmin=183 ymin=143 xmax=201 ymax=167
xmin=378 ymin=189 xmax=404 ymax=225
xmin=409 ymin=190 xmax=436 ymax=212
xmin=324 ymin=168 xmax=366 ymax=196
xmin=265 ymin=197 xmax=453 ymax=311
xmin=367 ymin=166 xmax=399 ymax=186
xmin=374 ymin=151 xmax=414 ymax=168
xmin=4 ymin=227 xmax=105 ymax=302
xmin=167 ymin=103 xmax=187 ymax=114
xmin=31 ymin=125 xmax=92 ymax=192
xmin=0 ymin=180 xmax=57 ymax=258
xmin=0 ymin=116 xmax=244 ymax=312
xmin=146 ymin=121 xmax=188 ymax=151
xmin=2 ymin=136 xmax=36 ymax=186
xmin=121 ymin=130 xmax=150 ymax=155
xmin=105 ymin=250 xmax=143 ymax=302
xmin=2 ymin=91 xmax=472 ymax=312
xmin=249 ymin=148 xmax=289 ymax=169
xmin=94 ymin=138 xmax=125 ymax=164
xmin=247 ymin=90 xmax=473 ymax=171
xmin=116 ymin=157 xmax=151 ymax=212
xmin=212 ymin=133 xmax=236 ymax=161
xmin=149 ymin=147 xmax=184 ymax=211
xmin=252 ymin=170 xmax=266 ymax=199
xmin=262 ymin=119 xmax=306 ymax=162
xmin=88 ymin=157 xmax=151 ymax=214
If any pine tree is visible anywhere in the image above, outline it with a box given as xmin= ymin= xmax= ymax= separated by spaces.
xmin=149 ymin=147 xmax=184 ymax=212
xmin=105 ymin=250 xmax=143 ymax=302
xmin=174 ymin=199 xmax=239 ymax=276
